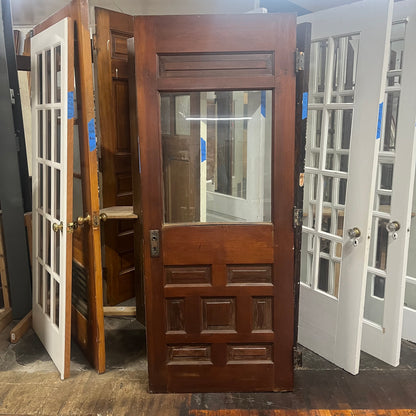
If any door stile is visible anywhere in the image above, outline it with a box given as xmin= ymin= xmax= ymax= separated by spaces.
xmin=272 ymin=16 xmax=297 ymax=390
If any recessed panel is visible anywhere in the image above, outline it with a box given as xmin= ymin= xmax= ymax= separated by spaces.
xmin=168 ymin=345 xmax=212 ymax=364
xmin=227 ymin=344 xmax=273 ymax=363
xmin=165 ymin=266 xmax=211 ymax=286
xmin=166 ymin=298 xmax=185 ymax=333
xmin=227 ymin=265 xmax=272 ymax=285
xmin=252 ymin=297 xmax=273 ymax=331
xmin=202 ymin=298 xmax=236 ymax=332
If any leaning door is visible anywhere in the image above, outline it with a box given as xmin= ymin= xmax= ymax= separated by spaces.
xmin=32 ymin=18 xmax=74 ymax=379
xmin=362 ymin=0 xmax=416 ymax=365
xmin=134 ymin=14 xmax=296 ymax=392
xmin=298 ymin=0 xmax=393 ymax=375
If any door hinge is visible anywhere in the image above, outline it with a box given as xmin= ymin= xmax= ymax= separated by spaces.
xmin=10 ymin=88 xmax=15 ymax=105
xmin=293 ymin=207 xmax=303 ymax=228
xmin=293 ymin=346 xmax=302 ymax=368
xmin=295 ymin=49 xmax=305 ymax=72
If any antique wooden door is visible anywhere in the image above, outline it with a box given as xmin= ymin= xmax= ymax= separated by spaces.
xmin=298 ymin=0 xmax=393 ymax=375
xmin=31 ymin=17 xmax=74 ymax=379
xmin=134 ymin=14 xmax=296 ymax=392
xmin=362 ymin=0 xmax=416 ymax=365
xmin=95 ymin=8 xmax=136 ymax=305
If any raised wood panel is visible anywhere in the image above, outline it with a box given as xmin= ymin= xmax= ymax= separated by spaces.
xmin=252 ymin=297 xmax=273 ymax=331
xmin=167 ymin=345 xmax=211 ymax=364
xmin=166 ymin=298 xmax=185 ymax=333
xmin=227 ymin=265 xmax=273 ymax=285
xmin=202 ymin=298 xmax=236 ymax=332
xmin=227 ymin=344 xmax=273 ymax=362
xmin=111 ymin=31 xmax=129 ymax=59
xmin=163 ymin=225 xmax=274 ymax=265
xmin=165 ymin=266 xmax=212 ymax=286
xmin=159 ymin=52 xmax=274 ymax=79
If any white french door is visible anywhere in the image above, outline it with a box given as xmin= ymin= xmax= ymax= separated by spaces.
xmin=298 ymin=0 xmax=393 ymax=374
xmin=362 ymin=0 xmax=416 ymax=365
xmin=31 ymin=18 xmax=74 ymax=380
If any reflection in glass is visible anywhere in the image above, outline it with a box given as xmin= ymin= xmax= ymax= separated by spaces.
xmin=37 ymin=53 xmax=43 ymax=105
xmin=46 ymin=49 xmax=51 ymax=104
xmin=161 ymin=91 xmax=271 ymax=223
xmin=46 ymin=271 xmax=51 ymax=317
xmin=55 ymin=110 xmax=61 ymax=163
xmin=364 ymin=273 xmax=385 ymax=326
xmin=54 ymin=279 xmax=60 ymax=327
xmin=318 ymin=257 xmax=329 ymax=292
xmin=368 ymin=217 xmax=389 ymax=270
xmin=383 ymin=92 xmax=400 ymax=152
xmin=404 ymin=280 xmax=416 ymax=310
xmin=54 ymin=45 xmax=61 ymax=103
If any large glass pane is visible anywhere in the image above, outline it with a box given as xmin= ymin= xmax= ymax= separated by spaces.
xmin=54 ymin=45 xmax=61 ymax=103
xmin=368 ymin=217 xmax=389 ymax=270
xmin=404 ymin=280 xmax=416 ymax=310
xmin=382 ymin=92 xmax=400 ymax=152
xmin=364 ymin=273 xmax=385 ymax=326
xmin=161 ymin=90 xmax=272 ymax=223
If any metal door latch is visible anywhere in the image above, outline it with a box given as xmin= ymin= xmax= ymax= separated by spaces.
xmin=348 ymin=227 xmax=361 ymax=247
xmin=150 ymin=230 xmax=160 ymax=257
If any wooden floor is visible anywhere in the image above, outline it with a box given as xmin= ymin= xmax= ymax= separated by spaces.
xmin=0 ymin=319 xmax=415 ymax=415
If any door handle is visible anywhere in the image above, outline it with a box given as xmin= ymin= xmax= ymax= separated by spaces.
xmin=347 ymin=227 xmax=361 ymax=247
xmin=386 ymin=220 xmax=400 ymax=240
xmin=52 ymin=221 xmax=63 ymax=233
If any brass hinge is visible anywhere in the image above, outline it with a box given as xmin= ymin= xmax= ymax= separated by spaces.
xmin=293 ymin=207 xmax=303 ymax=228
xmin=295 ymin=49 xmax=305 ymax=72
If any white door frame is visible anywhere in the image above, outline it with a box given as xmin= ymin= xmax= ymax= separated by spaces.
xmin=361 ymin=0 xmax=416 ymax=365
xmin=298 ymin=0 xmax=393 ymax=374
xmin=31 ymin=17 xmax=73 ymax=380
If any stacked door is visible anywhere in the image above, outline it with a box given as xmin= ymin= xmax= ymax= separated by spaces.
xmin=298 ymin=0 xmax=393 ymax=374
xmin=32 ymin=18 xmax=74 ymax=380
xmin=361 ymin=0 xmax=416 ymax=365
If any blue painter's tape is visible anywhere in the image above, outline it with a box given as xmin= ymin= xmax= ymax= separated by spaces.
xmin=68 ymin=91 xmax=74 ymax=119
xmin=88 ymin=118 xmax=96 ymax=151
xmin=261 ymin=90 xmax=266 ymax=118
xmin=376 ymin=102 xmax=383 ymax=140
xmin=201 ymin=137 xmax=206 ymax=163
xmin=302 ymin=92 xmax=308 ymax=120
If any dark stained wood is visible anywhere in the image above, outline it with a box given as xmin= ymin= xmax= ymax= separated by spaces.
xmin=95 ymin=8 xmax=136 ymax=306
xmin=134 ymin=14 xmax=297 ymax=392
xmin=32 ymin=0 xmax=105 ymax=374
xmin=294 ymin=23 xmax=311 ymax=347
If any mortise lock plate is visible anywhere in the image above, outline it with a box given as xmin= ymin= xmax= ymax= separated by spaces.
xmin=150 ymin=230 xmax=160 ymax=257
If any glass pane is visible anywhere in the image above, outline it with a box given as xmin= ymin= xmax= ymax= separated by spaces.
xmin=331 ymin=34 xmax=359 ymax=101
xmin=336 ymin=209 xmax=344 ymax=237
xmin=306 ymin=110 xmax=323 ymax=151
xmin=338 ymin=178 xmax=347 ymax=205
xmin=55 ymin=110 xmax=61 ymax=163
xmin=46 ymin=110 xmax=52 ymax=160
xmin=54 ymin=279 xmax=60 ymax=327
xmin=407 ymin=176 xmax=416 ymax=278
xmin=368 ymin=217 xmax=389 ymax=270
xmin=309 ymin=40 xmax=328 ymax=96
xmin=37 ymin=262 xmax=43 ymax=308
xmin=383 ymin=92 xmax=400 ymax=152
xmin=323 ymin=176 xmax=333 ymax=203
xmin=38 ymin=164 xmax=44 ymax=210
xmin=404 ymin=280 xmax=416 ymax=310
xmin=46 ymin=166 xmax=52 ymax=215
xmin=364 ymin=273 xmax=385 ymax=326
xmin=161 ymin=96 xmax=171 ymax=134
xmin=54 ymin=226 xmax=60 ymax=275
xmin=387 ymin=22 xmax=406 ymax=87
xmin=161 ymin=90 xmax=271 ymax=223
xmin=37 ymin=53 xmax=43 ymax=105
xmin=54 ymin=45 xmax=61 ymax=103
xmin=175 ymin=95 xmax=191 ymax=136
xmin=46 ymin=271 xmax=51 ymax=317
xmin=46 ymin=49 xmax=51 ymax=104
xmin=55 ymin=169 xmax=61 ymax=221
xmin=300 ymin=233 xmax=313 ymax=285
xmin=334 ymin=261 xmax=340 ymax=298
xmin=38 ymin=214 xmax=44 ymax=260
xmin=320 ymin=238 xmax=331 ymax=254
xmin=38 ymin=111 xmax=43 ymax=158
xmin=321 ymin=208 xmax=331 ymax=233
xmin=318 ymin=257 xmax=329 ymax=293
xmin=45 ymin=220 xmax=51 ymax=268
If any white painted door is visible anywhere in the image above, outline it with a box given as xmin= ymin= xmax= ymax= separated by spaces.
xmin=298 ymin=0 xmax=393 ymax=375
xmin=362 ymin=0 xmax=416 ymax=365
xmin=31 ymin=18 xmax=74 ymax=380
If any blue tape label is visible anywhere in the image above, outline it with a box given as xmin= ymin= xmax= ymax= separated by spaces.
xmin=376 ymin=102 xmax=383 ymax=140
xmin=200 ymin=137 xmax=206 ymax=163
xmin=302 ymin=92 xmax=308 ymax=120
xmin=261 ymin=90 xmax=266 ymax=118
xmin=68 ymin=91 xmax=74 ymax=119
xmin=88 ymin=118 xmax=96 ymax=151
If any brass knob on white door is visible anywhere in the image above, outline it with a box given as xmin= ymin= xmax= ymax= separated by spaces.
xmin=52 ymin=222 xmax=63 ymax=233
xmin=347 ymin=227 xmax=361 ymax=247
xmin=386 ymin=221 xmax=400 ymax=233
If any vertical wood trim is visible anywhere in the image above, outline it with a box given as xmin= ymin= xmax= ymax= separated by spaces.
xmin=273 ymin=14 xmax=297 ymax=390
xmin=294 ymin=23 xmax=311 ymax=346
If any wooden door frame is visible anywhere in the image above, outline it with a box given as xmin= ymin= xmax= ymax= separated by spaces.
xmin=32 ymin=0 xmax=105 ymax=374
xmin=133 ymin=13 xmax=296 ymax=392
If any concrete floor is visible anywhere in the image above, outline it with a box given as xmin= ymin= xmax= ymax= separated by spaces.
xmin=0 ymin=317 xmax=415 ymax=415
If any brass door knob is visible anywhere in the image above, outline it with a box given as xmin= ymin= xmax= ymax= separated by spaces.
xmin=52 ymin=222 xmax=63 ymax=233
xmin=77 ymin=214 xmax=91 ymax=226
xmin=100 ymin=213 xmax=108 ymax=222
